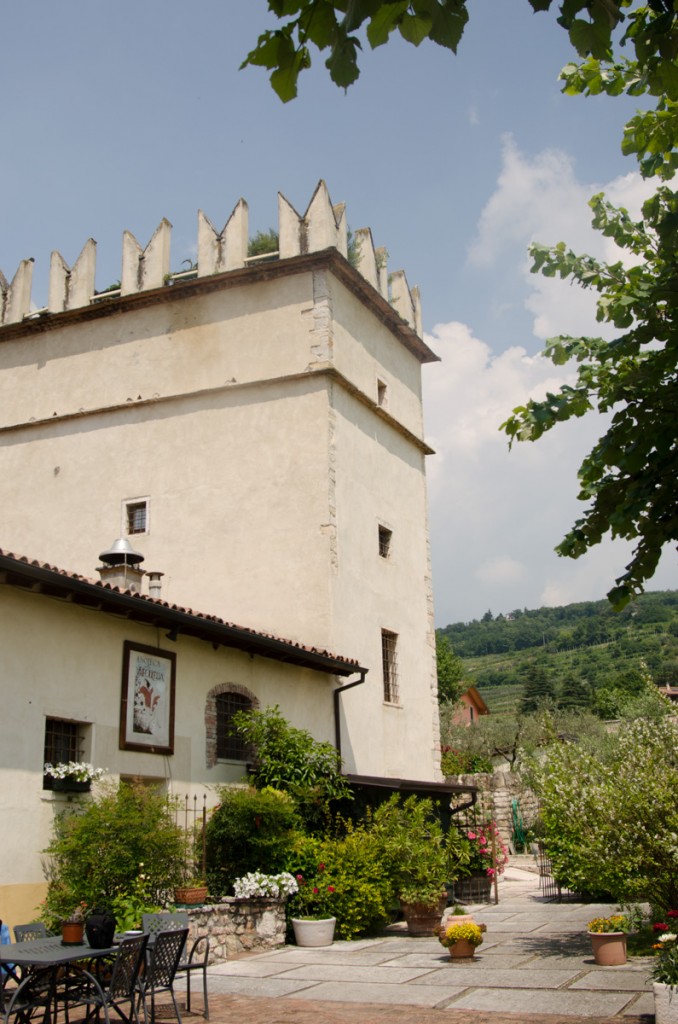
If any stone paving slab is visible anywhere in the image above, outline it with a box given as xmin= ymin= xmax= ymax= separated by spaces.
xmin=203 ymin=975 xmax=319 ymax=997
xmin=288 ymin=980 xmax=469 ymax=1007
xmin=569 ymin=972 xmax=652 ymax=992
xmin=267 ymin=964 xmax=438 ymax=985
xmin=410 ymin=967 xmax=583 ymax=989
xmin=442 ymin=987 xmax=636 ymax=1016
xmin=381 ymin=952 xmax=536 ymax=970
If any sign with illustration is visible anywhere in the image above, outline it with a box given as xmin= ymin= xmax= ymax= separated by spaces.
xmin=119 ymin=641 xmax=176 ymax=754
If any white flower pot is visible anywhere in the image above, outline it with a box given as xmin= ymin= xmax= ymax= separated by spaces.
xmin=291 ymin=917 xmax=336 ymax=947
xmin=654 ymin=982 xmax=678 ymax=1024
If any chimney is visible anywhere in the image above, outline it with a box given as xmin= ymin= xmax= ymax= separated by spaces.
xmin=146 ymin=571 xmax=164 ymax=599
xmin=97 ymin=537 xmax=145 ymax=593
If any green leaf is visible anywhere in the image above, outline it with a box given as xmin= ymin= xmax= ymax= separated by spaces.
xmin=398 ymin=11 xmax=433 ymax=46
xmin=366 ymin=2 xmax=408 ymax=47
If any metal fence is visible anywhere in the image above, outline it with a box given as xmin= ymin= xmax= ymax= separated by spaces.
xmin=174 ymin=793 xmax=208 ymax=880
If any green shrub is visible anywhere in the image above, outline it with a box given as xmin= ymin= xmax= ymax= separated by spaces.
xmin=41 ymin=781 xmax=186 ymax=930
xmin=441 ymin=747 xmax=493 ymax=775
xmin=205 ymin=785 xmax=302 ymax=897
xmin=232 ymin=705 xmax=352 ymax=830
xmin=288 ymin=823 xmax=394 ymax=939
xmin=529 ymin=717 xmax=678 ymax=908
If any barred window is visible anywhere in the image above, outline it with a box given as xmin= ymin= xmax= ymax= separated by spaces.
xmin=125 ymin=500 xmax=148 ymax=535
xmin=378 ymin=525 xmax=392 ymax=559
xmin=216 ymin=692 xmax=253 ymax=761
xmin=381 ymin=629 xmax=399 ymax=704
xmin=43 ymin=718 xmax=83 ymax=790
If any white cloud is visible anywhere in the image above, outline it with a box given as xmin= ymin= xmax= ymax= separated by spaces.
xmin=423 ymin=320 xmax=677 ymax=625
xmin=466 ymin=137 xmax=657 ymax=342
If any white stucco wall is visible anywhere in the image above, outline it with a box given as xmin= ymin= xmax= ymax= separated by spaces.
xmin=0 ymin=257 xmax=439 ymax=791
xmin=0 ymin=584 xmax=338 ymax=927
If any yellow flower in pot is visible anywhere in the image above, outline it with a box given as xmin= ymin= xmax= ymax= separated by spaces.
xmin=587 ymin=914 xmax=630 ymax=966
xmin=438 ymin=920 xmax=485 ymax=959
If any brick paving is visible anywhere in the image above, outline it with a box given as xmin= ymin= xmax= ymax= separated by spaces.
xmin=194 ymin=991 xmax=653 ymax=1024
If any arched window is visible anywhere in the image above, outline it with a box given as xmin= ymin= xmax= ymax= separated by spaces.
xmin=216 ymin=692 xmax=252 ymax=760
xmin=205 ymin=684 xmax=257 ymax=768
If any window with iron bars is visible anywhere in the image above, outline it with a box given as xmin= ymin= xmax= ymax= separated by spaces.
xmin=381 ymin=629 xmax=399 ymax=704
xmin=216 ymin=692 xmax=253 ymax=761
xmin=378 ymin=525 xmax=392 ymax=559
xmin=125 ymin=500 xmax=148 ymax=535
xmin=43 ymin=718 xmax=83 ymax=790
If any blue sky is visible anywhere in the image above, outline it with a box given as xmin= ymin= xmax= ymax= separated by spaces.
xmin=2 ymin=1 xmax=675 ymax=625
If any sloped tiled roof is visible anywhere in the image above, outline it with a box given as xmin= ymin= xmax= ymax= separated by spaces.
xmin=0 ymin=548 xmax=364 ymax=676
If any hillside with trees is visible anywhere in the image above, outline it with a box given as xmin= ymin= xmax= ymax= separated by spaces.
xmin=439 ymin=590 xmax=678 ymax=717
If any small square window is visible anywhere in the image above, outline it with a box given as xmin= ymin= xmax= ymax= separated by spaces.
xmin=381 ymin=629 xmax=399 ymax=704
xmin=377 ymin=379 xmax=388 ymax=408
xmin=125 ymin=500 xmax=148 ymax=535
xmin=378 ymin=525 xmax=392 ymax=559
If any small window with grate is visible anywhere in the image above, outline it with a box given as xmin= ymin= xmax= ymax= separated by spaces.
xmin=378 ymin=525 xmax=392 ymax=559
xmin=381 ymin=629 xmax=399 ymax=704
xmin=216 ymin=692 xmax=253 ymax=761
xmin=125 ymin=500 xmax=148 ymax=535
xmin=43 ymin=718 xmax=83 ymax=790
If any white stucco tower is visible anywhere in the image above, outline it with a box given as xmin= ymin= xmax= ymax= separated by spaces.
xmin=0 ymin=181 xmax=441 ymax=781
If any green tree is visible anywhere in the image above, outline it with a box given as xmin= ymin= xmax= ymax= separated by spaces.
xmin=520 ymin=661 xmax=556 ymax=714
xmin=242 ymin=1 xmax=677 ymax=103
xmin=502 ymin=187 xmax=678 ymax=609
xmin=435 ymin=632 xmax=464 ymax=704
xmin=529 ymin=716 xmax=678 ymax=908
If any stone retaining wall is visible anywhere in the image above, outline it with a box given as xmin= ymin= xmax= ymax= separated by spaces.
xmin=186 ymin=898 xmax=286 ymax=963
xmin=448 ymin=770 xmax=539 ymax=850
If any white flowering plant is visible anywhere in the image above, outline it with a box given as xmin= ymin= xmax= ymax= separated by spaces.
xmin=232 ymin=871 xmax=299 ymax=899
xmin=44 ymin=762 xmax=107 ymax=783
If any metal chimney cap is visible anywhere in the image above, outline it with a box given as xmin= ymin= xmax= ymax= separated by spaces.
xmin=99 ymin=537 xmax=145 ymax=566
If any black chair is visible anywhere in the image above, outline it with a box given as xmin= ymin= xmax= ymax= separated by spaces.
xmin=3 ymin=966 xmax=57 ymax=1024
xmin=12 ymin=927 xmax=47 ymax=944
xmin=137 ymin=929 xmax=187 ymax=1024
xmin=67 ymin=932 xmax=148 ymax=1024
xmin=141 ymin=915 xmax=209 ymax=1020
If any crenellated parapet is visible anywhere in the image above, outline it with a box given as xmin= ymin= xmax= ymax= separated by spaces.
xmin=0 ymin=180 xmax=422 ymax=336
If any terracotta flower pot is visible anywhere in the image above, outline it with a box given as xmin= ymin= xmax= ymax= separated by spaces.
xmin=61 ymin=921 xmax=85 ymax=945
xmin=588 ymin=931 xmax=627 ymax=966
xmin=448 ymin=938 xmax=476 ymax=959
xmin=653 ymin=981 xmax=678 ymax=1024
xmin=400 ymin=895 xmax=448 ymax=937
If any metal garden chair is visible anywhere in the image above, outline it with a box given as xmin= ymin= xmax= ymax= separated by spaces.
xmin=141 ymin=914 xmax=210 ymax=1019
xmin=136 ymin=929 xmax=188 ymax=1024
xmin=12 ymin=928 xmax=48 ymax=945
xmin=66 ymin=932 xmax=148 ymax=1024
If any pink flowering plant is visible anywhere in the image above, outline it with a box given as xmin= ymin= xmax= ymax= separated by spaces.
xmin=456 ymin=821 xmax=509 ymax=879
xmin=289 ymin=863 xmax=337 ymax=920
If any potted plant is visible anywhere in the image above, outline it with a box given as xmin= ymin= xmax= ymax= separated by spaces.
xmin=232 ymin=871 xmax=299 ymax=900
xmin=44 ymin=762 xmax=106 ymax=793
xmin=451 ymin=821 xmax=509 ymax=903
xmin=61 ymin=902 xmax=87 ymax=945
xmin=288 ymin=864 xmax=337 ymax=947
xmin=652 ymin=926 xmax=678 ymax=1023
xmin=437 ymin=920 xmax=485 ymax=959
xmin=587 ymin=914 xmax=630 ymax=966
xmin=371 ymin=795 xmax=452 ymax=936
xmin=174 ymin=877 xmax=209 ymax=905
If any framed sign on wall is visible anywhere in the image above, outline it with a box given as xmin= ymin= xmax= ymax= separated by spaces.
xmin=120 ymin=641 xmax=176 ymax=754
